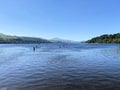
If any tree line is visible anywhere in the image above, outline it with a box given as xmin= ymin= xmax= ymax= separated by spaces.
xmin=0 ymin=33 xmax=51 ymax=44
xmin=86 ymin=33 xmax=120 ymax=43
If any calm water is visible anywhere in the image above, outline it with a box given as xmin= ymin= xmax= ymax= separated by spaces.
xmin=0 ymin=43 xmax=120 ymax=90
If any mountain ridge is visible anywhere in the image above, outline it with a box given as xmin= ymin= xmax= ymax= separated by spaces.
xmin=0 ymin=33 xmax=51 ymax=44
xmin=51 ymin=38 xmax=79 ymax=43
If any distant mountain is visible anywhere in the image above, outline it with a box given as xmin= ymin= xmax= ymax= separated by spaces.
xmin=86 ymin=33 xmax=120 ymax=43
xmin=0 ymin=33 xmax=51 ymax=44
xmin=51 ymin=38 xmax=78 ymax=43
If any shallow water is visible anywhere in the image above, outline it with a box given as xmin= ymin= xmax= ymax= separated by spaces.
xmin=0 ymin=43 xmax=120 ymax=90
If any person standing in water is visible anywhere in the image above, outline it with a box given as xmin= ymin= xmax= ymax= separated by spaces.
xmin=33 ymin=44 xmax=41 ymax=51
xmin=33 ymin=47 xmax=36 ymax=51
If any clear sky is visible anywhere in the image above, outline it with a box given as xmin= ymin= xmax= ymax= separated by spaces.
xmin=0 ymin=0 xmax=120 ymax=41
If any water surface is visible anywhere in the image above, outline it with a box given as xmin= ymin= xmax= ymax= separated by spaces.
xmin=0 ymin=43 xmax=120 ymax=90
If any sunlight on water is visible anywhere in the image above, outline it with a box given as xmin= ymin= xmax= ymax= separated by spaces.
xmin=0 ymin=43 xmax=120 ymax=90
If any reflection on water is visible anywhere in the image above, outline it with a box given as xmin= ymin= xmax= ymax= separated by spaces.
xmin=0 ymin=43 xmax=120 ymax=90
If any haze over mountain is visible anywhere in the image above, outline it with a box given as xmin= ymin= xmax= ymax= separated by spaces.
xmin=51 ymin=38 xmax=79 ymax=43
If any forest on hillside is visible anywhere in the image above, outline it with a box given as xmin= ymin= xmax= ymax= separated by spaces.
xmin=0 ymin=33 xmax=51 ymax=44
xmin=86 ymin=33 xmax=120 ymax=43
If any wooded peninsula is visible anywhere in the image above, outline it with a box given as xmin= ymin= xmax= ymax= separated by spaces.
xmin=86 ymin=33 xmax=120 ymax=43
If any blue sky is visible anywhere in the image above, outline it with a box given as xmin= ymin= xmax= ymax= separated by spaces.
xmin=0 ymin=0 xmax=120 ymax=41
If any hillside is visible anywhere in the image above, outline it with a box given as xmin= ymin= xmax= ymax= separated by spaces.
xmin=51 ymin=38 xmax=78 ymax=43
xmin=0 ymin=33 xmax=51 ymax=44
xmin=86 ymin=33 xmax=120 ymax=43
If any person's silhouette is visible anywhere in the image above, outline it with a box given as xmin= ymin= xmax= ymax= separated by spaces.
xmin=33 ymin=47 xmax=35 ymax=51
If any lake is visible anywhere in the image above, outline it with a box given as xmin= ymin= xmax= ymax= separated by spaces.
xmin=0 ymin=43 xmax=120 ymax=90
